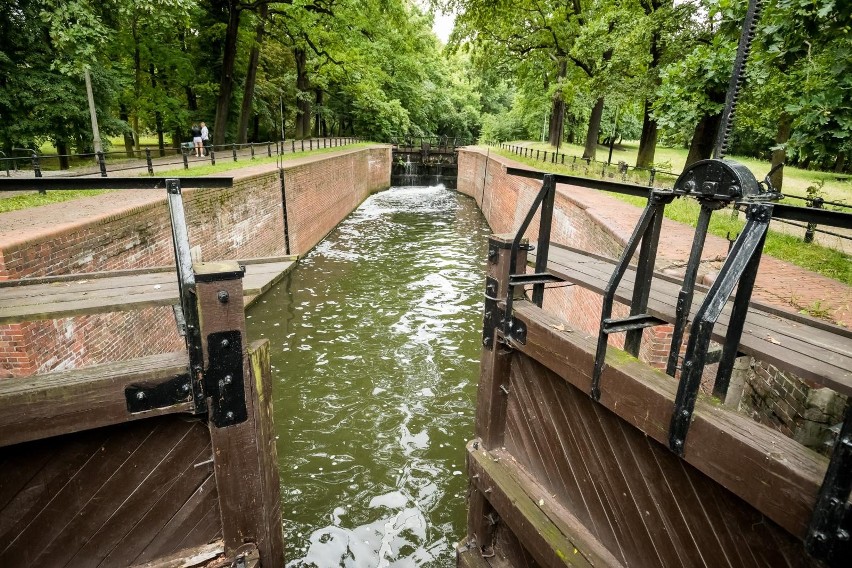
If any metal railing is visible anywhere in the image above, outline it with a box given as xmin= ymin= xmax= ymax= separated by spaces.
xmin=498 ymin=142 xmax=679 ymax=189
xmin=0 ymin=137 xmax=362 ymax=180
xmin=498 ymin=143 xmax=852 ymax=244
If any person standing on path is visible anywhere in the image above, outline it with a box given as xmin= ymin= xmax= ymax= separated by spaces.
xmin=191 ymin=123 xmax=203 ymax=157
xmin=200 ymin=122 xmax=210 ymax=156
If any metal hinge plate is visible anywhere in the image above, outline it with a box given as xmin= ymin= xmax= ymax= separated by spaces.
xmin=204 ymin=330 xmax=248 ymax=428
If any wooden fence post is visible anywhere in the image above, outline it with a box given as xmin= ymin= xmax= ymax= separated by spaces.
xmin=195 ymin=261 xmax=285 ymax=567
xmin=467 ymin=234 xmax=527 ymax=554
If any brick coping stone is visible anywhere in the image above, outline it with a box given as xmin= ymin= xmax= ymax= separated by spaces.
xmin=0 ymin=146 xmax=379 ymax=250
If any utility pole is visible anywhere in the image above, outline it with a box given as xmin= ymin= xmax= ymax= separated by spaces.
xmin=84 ymin=67 xmax=102 ymax=154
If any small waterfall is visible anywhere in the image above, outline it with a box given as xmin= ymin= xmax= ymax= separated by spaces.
xmin=391 ymin=147 xmax=458 ymax=188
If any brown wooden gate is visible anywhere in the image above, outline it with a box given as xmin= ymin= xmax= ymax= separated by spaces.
xmin=0 ymin=263 xmax=284 ymax=567
xmin=458 ymin=235 xmax=843 ymax=568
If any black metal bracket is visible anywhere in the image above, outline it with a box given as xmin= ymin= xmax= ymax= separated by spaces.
xmin=125 ymin=373 xmax=193 ymax=413
xmin=668 ymin=202 xmax=772 ymax=454
xmin=507 ymin=318 xmax=527 ymax=345
xmin=503 ymin=174 xmax=560 ymax=334
xmin=591 ymin=193 xmax=669 ymax=400
xmin=204 ymin=330 xmax=248 ymax=428
xmin=482 ymin=277 xmax=502 ymax=351
xmin=805 ymin=403 xmax=852 ymax=567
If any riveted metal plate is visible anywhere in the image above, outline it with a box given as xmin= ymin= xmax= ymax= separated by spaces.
xmin=205 ymin=330 xmax=247 ymax=427
xmin=125 ymin=373 xmax=193 ymax=413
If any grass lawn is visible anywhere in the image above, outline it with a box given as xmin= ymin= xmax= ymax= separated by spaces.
xmin=495 ymin=144 xmax=851 ymax=286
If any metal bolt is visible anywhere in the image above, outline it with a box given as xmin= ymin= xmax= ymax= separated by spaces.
xmin=226 ymin=411 xmax=235 ymax=420
xmin=837 ymin=529 xmax=850 ymax=542
xmin=182 ymin=383 xmax=191 ymax=392
xmin=136 ymin=391 xmax=146 ymax=400
xmin=840 ymin=436 xmax=852 ymax=448
xmin=814 ymin=532 xmax=827 ymax=542
xmin=500 ymin=384 xmax=510 ymax=395
xmin=217 ymin=290 xmax=229 ymax=303
xmin=224 ymin=374 xmax=232 ymax=385
xmin=221 ymin=339 xmax=230 ymax=348
xmin=673 ymin=439 xmax=683 ymax=448
xmin=680 ymin=409 xmax=690 ymax=418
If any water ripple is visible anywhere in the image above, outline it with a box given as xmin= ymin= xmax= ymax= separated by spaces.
xmin=248 ymin=186 xmax=490 ymax=567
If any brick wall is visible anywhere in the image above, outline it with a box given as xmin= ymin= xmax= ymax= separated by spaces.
xmin=0 ymin=147 xmax=391 ymax=378
xmin=457 ymin=147 xmax=844 ymax=450
xmin=284 ymin=147 xmax=391 ymax=255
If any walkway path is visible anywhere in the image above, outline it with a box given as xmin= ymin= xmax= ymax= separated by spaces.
xmin=494 ymin=151 xmax=851 ymax=328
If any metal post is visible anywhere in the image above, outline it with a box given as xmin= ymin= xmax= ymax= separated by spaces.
xmin=210 ymin=149 xmax=216 ymax=166
xmin=145 ymin=148 xmax=153 ymax=175
xmin=250 ymin=143 xmax=255 ymax=160
xmin=31 ymin=153 xmax=42 ymax=179
xmin=804 ymin=197 xmax=823 ymax=243
xmin=183 ymin=149 xmax=189 ymax=170
xmin=232 ymin=144 xmax=238 ymax=162
xmin=301 ymin=140 xmax=305 ymax=152
xmin=267 ymin=142 xmax=272 ymax=157
xmin=649 ymin=167 xmax=656 ymax=187
xmin=97 ymin=151 xmax=107 ymax=177
xmin=84 ymin=68 xmax=102 ymax=155
xmin=309 ymin=139 xmax=313 ymax=151
xmin=666 ymin=205 xmax=714 ymax=376
xmin=292 ymin=140 xmax=295 ymax=153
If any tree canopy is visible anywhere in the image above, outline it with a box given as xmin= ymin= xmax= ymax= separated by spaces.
xmin=1 ymin=0 xmax=849 ymax=178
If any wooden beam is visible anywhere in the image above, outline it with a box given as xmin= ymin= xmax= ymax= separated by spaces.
xmin=195 ymin=262 xmax=284 ymax=567
xmin=128 ymin=540 xmax=225 ymax=568
xmin=0 ymin=351 xmax=193 ymax=448
xmin=510 ymin=301 xmax=833 ymax=539
xmin=0 ymin=261 xmax=295 ymax=324
xmin=467 ymin=442 xmax=625 ymax=568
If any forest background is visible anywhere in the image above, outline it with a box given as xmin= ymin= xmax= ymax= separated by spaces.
xmin=0 ymin=0 xmax=849 ymax=187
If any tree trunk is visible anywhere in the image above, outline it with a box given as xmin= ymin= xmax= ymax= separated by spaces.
xmin=149 ymin=64 xmax=165 ymax=156
xmin=213 ymin=2 xmax=242 ymax=145
xmin=548 ymin=59 xmax=567 ymax=147
xmin=132 ymin=20 xmax=142 ymax=152
xmin=294 ymin=48 xmax=311 ymax=139
xmin=834 ymin=152 xmax=846 ymax=173
xmin=313 ymin=88 xmax=324 ymax=137
xmin=186 ymin=87 xmax=198 ymax=111
xmin=119 ymin=104 xmax=135 ymax=157
xmin=156 ymin=113 xmax=165 ymax=156
xmin=636 ymin=2 xmax=662 ymax=168
xmin=685 ymin=112 xmax=721 ymax=168
xmin=56 ymin=140 xmax=70 ymax=170
xmin=237 ymin=5 xmax=268 ymax=144
xmin=770 ymin=114 xmax=792 ymax=191
xmin=636 ymin=101 xmax=658 ymax=168
xmin=582 ymin=97 xmax=605 ymax=160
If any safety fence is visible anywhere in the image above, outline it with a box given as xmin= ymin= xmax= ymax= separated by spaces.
xmin=0 ymin=137 xmax=362 ymax=181
xmin=497 ymin=143 xmax=851 ymax=246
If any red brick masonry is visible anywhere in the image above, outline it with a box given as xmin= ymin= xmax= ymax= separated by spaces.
xmin=0 ymin=146 xmax=391 ymax=377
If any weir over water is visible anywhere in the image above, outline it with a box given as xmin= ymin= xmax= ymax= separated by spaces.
xmin=247 ymin=185 xmax=490 ymax=566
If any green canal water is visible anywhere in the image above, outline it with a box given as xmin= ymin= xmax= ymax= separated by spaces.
xmin=246 ymin=185 xmax=491 ymax=567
